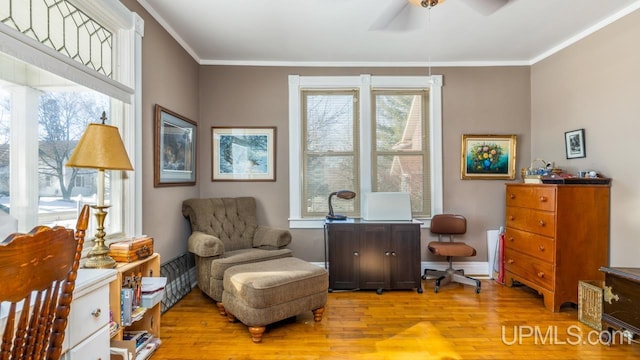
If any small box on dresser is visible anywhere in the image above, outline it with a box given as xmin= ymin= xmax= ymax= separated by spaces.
xmin=504 ymin=183 xmax=610 ymax=312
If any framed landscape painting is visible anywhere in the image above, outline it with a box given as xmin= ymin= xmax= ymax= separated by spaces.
xmin=211 ymin=127 xmax=276 ymax=181
xmin=461 ymin=134 xmax=517 ymax=180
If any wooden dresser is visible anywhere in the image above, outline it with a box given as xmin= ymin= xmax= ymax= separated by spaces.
xmin=504 ymin=183 xmax=610 ymax=312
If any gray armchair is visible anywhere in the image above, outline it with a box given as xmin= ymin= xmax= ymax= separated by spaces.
xmin=182 ymin=197 xmax=292 ymax=310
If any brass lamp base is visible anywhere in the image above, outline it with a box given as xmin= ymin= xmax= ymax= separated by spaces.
xmin=84 ymin=205 xmax=116 ymax=269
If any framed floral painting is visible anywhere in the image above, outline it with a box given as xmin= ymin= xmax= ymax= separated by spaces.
xmin=461 ymin=134 xmax=517 ymax=180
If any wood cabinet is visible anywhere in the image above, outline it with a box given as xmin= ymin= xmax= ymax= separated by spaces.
xmin=326 ymin=220 xmax=422 ymax=294
xmin=109 ymin=253 xmax=161 ymax=357
xmin=504 ymin=183 xmax=610 ymax=312
xmin=600 ymin=267 xmax=640 ymax=339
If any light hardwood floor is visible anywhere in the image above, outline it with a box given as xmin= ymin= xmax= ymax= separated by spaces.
xmin=152 ymin=279 xmax=640 ymax=359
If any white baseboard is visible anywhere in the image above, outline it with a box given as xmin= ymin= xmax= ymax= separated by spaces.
xmin=421 ymin=261 xmax=491 ymax=279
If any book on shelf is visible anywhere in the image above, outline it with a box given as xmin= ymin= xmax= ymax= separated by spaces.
xmin=121 ymin=288 xmax=134 ymax=326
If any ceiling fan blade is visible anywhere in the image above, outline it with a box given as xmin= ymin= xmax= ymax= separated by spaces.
xmin=369 ymin=0 xmax=412 ymax=31
xmin=460 ymin=0 xmax=509 ymax=16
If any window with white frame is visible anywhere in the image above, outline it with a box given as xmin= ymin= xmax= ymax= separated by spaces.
xmin=0 ymin=0 xmax=142 ymax=243
xmin=289 ymin=75 xmax=443 ymax=228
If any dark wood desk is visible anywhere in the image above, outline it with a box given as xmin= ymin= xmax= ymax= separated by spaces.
xmin=324 ymin=219 xmax=423 ymax=294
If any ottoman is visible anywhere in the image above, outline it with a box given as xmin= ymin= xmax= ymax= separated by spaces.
xmin=221 ymin=257 xmax=328 ymax=343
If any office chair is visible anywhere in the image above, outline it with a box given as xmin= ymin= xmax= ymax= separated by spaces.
xmin=422 ymin=214 xmax=481 ymax=293
xmin=0 ymin=205 xmax=90 ymax=360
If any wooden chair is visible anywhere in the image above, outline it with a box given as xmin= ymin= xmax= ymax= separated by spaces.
xmin=0 ymin=205 xmax=90 ymax=360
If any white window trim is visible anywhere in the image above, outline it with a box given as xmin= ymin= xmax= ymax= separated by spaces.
xmin=0 ymin=0 xmax=144 ymax=237
xmin=288 ymin=74 xmax=443 ymax=229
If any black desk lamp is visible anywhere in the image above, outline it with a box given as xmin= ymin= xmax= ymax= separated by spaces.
xmin=326 ymin=190 xmax=357 ymax=220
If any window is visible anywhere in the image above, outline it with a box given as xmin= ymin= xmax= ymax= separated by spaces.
xmin=0 ymin=0 xmax=142 ymax=245
xmin=289 ymin=75 xmax=443 ymax=228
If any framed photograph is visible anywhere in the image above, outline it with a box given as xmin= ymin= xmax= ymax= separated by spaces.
xmin=461 ymin=134 xmax=517 ymax=180
xmin=565 ymin=128 xmax=586 ymax=159
xmin=211 ymin=127 xmax=276 ymax=181
xmin=154 ymin=105 xmax=197 ymax=187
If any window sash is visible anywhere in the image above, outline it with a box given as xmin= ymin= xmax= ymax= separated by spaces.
xmin=289 ymin=75 xmax=443 ymax=228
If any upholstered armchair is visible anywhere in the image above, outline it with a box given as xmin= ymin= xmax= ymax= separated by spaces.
xmin=182 ymin=197 xmax=293 ymax=309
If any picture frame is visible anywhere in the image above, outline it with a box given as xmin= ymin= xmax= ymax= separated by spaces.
xmin=565 ymin=128 xmax=586 ymax=159
xmin=211 ymin=126 xmax=276 ymax=181
xmin=154 ymin=105 xmax=197 ymax=187
xmin=461 ymin=134 xmax=517 ymax=180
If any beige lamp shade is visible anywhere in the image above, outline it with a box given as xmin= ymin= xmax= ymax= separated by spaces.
xmin=66 ymin=123 xmax=133 ymax=171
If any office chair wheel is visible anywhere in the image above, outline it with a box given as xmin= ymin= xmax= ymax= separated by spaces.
xmin=417 ymin=287 xmax=423 ymax=294
xmin=434 ymin=286 xmax=439 ymax=293
xmin=376 ymin=288 xmax=383 ymax=295
xmin=421 ymin=274 xmax=427 ymax=280
xmin=475 ymin=286 xmax=481 ymax=294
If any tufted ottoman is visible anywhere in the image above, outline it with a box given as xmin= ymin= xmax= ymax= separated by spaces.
xmin=221 ymin=257 xmax=328 ymax=343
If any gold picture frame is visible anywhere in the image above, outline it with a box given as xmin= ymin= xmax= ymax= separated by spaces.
xmin=461 ymin=134 xmax=517 ymax=180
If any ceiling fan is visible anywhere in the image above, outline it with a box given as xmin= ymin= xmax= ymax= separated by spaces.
xmin=370 ymin=0 xmax=510 ymax=31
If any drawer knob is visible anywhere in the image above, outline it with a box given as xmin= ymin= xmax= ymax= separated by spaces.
xmin=391 ymin=251 xmax=397 ymax=256
xmin=508 ymin=237 xmax=514 ymax=242
xmin=538 ymin=245 xmax=545 ymax=251
xmin=509 ymin=193 xmax=515 ymax=199
xmin=385 ymin=251 xmax=391 ymax=256
xmin=507 ymin=259 xmax=514 ymax=264
xmin=353 ymin=251 xmax=359 ymax=257
xmin=509 ymin=215 xmax=514 ymax=221
xmin=539 ymin=196 xmax=547 ymax=202
xmin=537 ymin=272 xmax=545 ymax=278
xmin=91 ymin=308 xmax=101 ymax=318
xmin=538 ymin=220 xmax=546 ymax=226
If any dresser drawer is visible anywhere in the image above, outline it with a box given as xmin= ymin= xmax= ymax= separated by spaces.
xmin=504 ymin=227 xmax=554 ymax=263
xmin=68 ymin=285 xmax=109 ymax=349
xmin=66 ymin=325 xmax=110 ymax=360
xmin=506 ymin=186 xmax=556 ymax=211
xmin=504 ymin=248 xmax=554 ymax=291
xmin=506 ymin=206 xmax=555 ymax=238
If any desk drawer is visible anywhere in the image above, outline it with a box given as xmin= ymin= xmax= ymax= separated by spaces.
xmin=506 ymin=186 xmax=556 ymax=211
xmin=506 ymin=206 xmax=555 ymax=238
xmin=504 ymin=227 xmax=554 ymax=263
xmin=504 ymin=248 xmax=554 ymax=291
xmin=66 ymin=325 xmax=110 ymax=360
xmin=68 ymin=285 xmax=109 ymax=349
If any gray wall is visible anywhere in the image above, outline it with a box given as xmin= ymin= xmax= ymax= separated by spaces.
xmin=125 ymin=0 xmax=638 ymax=267
xmin=198 ymin=66 xmax=531 ymax=263
xmin=531 ymin=9 xmax=640 ymax=266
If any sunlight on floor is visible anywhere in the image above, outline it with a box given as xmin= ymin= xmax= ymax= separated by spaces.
xmin=365 ymin=321 xmax=461 ymax=360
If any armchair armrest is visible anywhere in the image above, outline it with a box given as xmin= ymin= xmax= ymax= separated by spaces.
xmin=253 ymin=226 xmax=292 ymax=249
xmin=188 ymin=231 xmax=225 ymax=257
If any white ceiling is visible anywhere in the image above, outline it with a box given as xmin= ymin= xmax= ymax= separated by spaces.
xmin=137 ymin=0 xmax=640 ymax=66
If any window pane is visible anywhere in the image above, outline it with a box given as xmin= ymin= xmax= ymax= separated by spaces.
xmin=305 ymin=93 xmax=354 ymax=152
xmin=375 ymin=94 xmax=423 ymax=152
xmin=376 ymin=155 xmax=425 ymax=213
xmin=303 ymin=155 xmax=356 ymax=215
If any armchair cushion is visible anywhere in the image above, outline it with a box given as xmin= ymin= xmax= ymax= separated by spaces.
xmin=210 ymin=248 xmax=293 ymax=281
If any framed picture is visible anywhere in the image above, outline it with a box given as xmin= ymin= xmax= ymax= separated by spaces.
xmin=211 ymin=127 xmax=276 ymax=181
xmin=565 ymin=128 xmax=586 ymax=159
xmin=461 ymin=134 xmax=517 ymax=180
xmin=154 ymin=105 xmax=197 ymax=187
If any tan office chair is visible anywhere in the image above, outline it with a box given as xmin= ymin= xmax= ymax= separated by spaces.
xmin=422 ymin=214 xmax=481 ymax=293
xmin=0 ymin=205 xmax=90 ymax=360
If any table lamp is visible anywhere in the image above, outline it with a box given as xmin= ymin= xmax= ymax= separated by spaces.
xmin=66 ymin=112 xmax=133 ymax=268
xmin=326 ymin=190 xmax=356 ymax=220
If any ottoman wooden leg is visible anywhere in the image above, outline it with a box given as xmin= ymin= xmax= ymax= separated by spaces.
xmin=226 ymin=311 xmax=237 ymax=323
xmin=216 ymin=302 xmax=227 ymax=316
xmin=248 ymin=326 xmax=266 ymax=343
xmin=312 ymin=306 xmax=325 ymax=322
